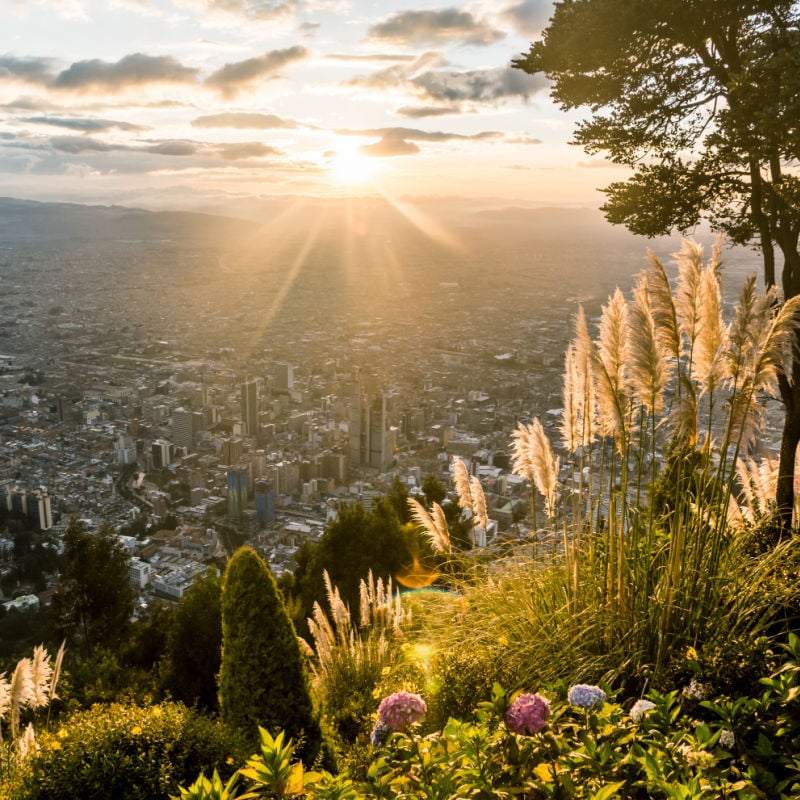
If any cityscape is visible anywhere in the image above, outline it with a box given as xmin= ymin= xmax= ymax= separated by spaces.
xmin=0 ymin=194 xmax=774 ymax=611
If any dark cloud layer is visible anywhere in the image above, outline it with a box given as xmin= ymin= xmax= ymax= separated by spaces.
xmin=502 ymin=0 xmax=554 ymax=36
xmin=338 ymin=126 xmax=501 ymax=157
xmin=24 ymin=116 xmax=147 ymax=132
xmin=0 ymin=55 xmax=57 ymax=85
xmin=368 ymin=9 xmax=505 ymax=46
xmin=52 ymin=53 xmax=198 ymax=91
xmin=204 ymin=46 xmax=308 ymax=98
xmin=191 ymin=112 xmax=299 ymax=129
xmin=348 ymin=60 xmax=547 ymax=115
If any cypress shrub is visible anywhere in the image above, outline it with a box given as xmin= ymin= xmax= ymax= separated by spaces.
xmin=218 ymin=547 xmax=322 ymax=765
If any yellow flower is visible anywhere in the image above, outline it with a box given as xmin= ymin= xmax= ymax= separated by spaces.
xmin=381 ymin=666 xmax=391 ymax=677
xmin=50 ymin=741 xmax=62 ymax=751
xmin=372 ymin=687 xmax=381 ymax=699
xmin=57 ymin=728 xmax=68 ymax=739
xmin=686 ymin=647 xmax=699 ymax=661
xmin=131 ymin=725 xmax=143 ymax=736
xmin=226 ymin=757 xmax=234 ymax=766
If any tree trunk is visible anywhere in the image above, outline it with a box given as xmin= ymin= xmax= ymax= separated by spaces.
xmin=776 ymin=383 xmax=800 ymax=530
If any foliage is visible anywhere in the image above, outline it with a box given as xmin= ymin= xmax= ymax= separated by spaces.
xmin=6 ymin=701 xmax=244 ymax=800
xmin=174 ymin=638 xmax=800 ymax=798
xmin=219 ymin=548 xmax=322 ymax=766
xmin=291 ymin=500 xmax=415 ymax=625
xmin=514 ymin=0 xmax=800 ymax=523
xmin=159 ymin=570 xmax=222 ymax=712
xmin=52 ymin=518 xmax=134 ymax=657
xmin=304 ymin=571 xmax=408 ymax=767
xmin=427 ymin=242 xmax=800 ymax=693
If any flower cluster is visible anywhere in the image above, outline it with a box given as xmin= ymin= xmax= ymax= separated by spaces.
xmin=676 ymin=742 xmax=716 ymax=770
xmin=377 ymin=691 xmax=427 ymax=732
xmin=719 ymin=729 xmax=735 ymax=750
xmin=370 ymin=719 xmax=393 ymax=748
xmin=567 ymin=684 xmax=606 ymax=709
xmin=629 ymin=699 xmax=656 ymax=722
xmin=505 ymin=693 xmax=551 ymax=735
xmin=370 ymin=691 xmax=427 ymax=748
xmin=683 ymin=680 xmax=708 ymax=701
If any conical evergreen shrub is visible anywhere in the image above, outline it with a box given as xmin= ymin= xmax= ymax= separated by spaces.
xmin=218 ymin=547 xmax=321 ymax=765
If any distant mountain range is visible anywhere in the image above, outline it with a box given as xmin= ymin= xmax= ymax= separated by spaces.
xmin=0 ymin=197 xmax=253 ymax=243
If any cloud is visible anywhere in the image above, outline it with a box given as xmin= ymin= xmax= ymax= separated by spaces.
xmin=367 ymin=8 xmax=504 ymax=47
xmin=339 ymin=126 xmax=501 ymax=157
xmin=501 ymin=0 xmax=553 ymax=36
xmin=50 ymin=135 xmax=115 ymax=153
xmin=145 ymin=140 xmax=199 ymax=156
xmin=326 ymin=53 xmax=417 ymax=63
xmin=348 ymin=59 xmax=547 ymax=114
xmin=413 ymin=65 xmax=546 ymax=103
xmin=23 ymin=116 xmax=147 ymax=132
xmin=191 ymin=112 xmax=300 ymax=129
xmin=395 ymin=105 xmax=459 ymax=118
xmin=175 ymin=0 xmax=298 ymax=22
xmin=204 ymin=45 xmax=308 ymax=97
xmin=217 ymin=142 xmax=279 ymax=160
xmin=361 ymin=138 xmax=419 ymax=156
xmin=0 ymin=55 xmax=57 ymax=85
xmin=52 ymin=53 xmax=198 ymax=92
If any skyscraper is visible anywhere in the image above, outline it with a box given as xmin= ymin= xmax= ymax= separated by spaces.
xmin=241 ymin=380 xmax=258 ymax=437
xmin=172 ymin=407 xmax=194 ymax=450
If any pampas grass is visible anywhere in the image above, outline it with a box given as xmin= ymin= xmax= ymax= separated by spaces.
xmin=418 ymin=238 xmax=800 ymax=693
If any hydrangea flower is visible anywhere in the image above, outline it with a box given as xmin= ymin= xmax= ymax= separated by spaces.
xmin=682 ymin=680 xmax=708 ymax=700
xmin=567 ymin=684 xmax=607 ymax=709
xmin=505 ymin=692 xmax=551 ymax=735
xmin=376 ymin=691 xmax=427 ymax=732
xmin=629 ymin=699 xmax=656 ymax=722
xmin=719 ymin=729 xmax=735 ymax=749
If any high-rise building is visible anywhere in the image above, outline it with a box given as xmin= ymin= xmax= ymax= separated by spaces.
xmin=32 ymin=490 xmax=53 ymax=531
xmin=275 ymin=363 xmax=294 ymax=393
xmin=227 ymin=467 xmax=249 ymax=522
xmin=241 ymin=380 xmax=258 ymax=437
xmin=222 ymin=437 xmax=243 ymax=466
xmin=254 ymin=479 xmax=276 ymax=525
xmin=348 ymin=375 xmax=393 ymax=470
xmin=172 ymin=407 xmax=194 ymax=450
xmin=151 ymin=439 xmax=173 ymax=469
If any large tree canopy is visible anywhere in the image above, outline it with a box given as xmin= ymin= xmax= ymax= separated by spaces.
xmin=515 ymin=0 xmax=800 ymax=524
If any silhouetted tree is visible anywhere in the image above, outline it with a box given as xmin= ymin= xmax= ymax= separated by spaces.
xmin=160 ymin=569 xmax=222 ymax=712
xmin=53 ymin=518 xmax=134 ymax=657
xmin=516 ymin=0 xmax=800 ymax=527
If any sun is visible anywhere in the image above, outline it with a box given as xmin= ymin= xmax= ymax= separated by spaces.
xmin=329 ymin=147 xmax=380 ymax=185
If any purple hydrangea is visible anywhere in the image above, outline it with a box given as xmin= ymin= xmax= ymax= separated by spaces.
xmin=505 ymin=692 xmax=551 ymax=735
xmin=376 ymin=691 xmax=427 ymax=732
xmin=567 ymin=684 xmax=607 ymax=709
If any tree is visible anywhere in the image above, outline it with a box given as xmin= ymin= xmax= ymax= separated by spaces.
xmin=53 ymin=518 xmax=134 ymax=657
xmin=218 ymin=547 xmax=321 ymax=765
xmin=159 ymin=569 xmax=222 ymax=712
xmin=292 ymin=499 xmax=414 ymax=621
xmin=515 ymin=1 xmax=800 ymax=526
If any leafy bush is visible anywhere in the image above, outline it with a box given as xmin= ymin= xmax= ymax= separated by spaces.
xmin=8 ymin=702 xmax=245 ymax=800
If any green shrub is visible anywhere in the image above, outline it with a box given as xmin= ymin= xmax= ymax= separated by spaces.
xmin=8 ymin=702 xmax=244 ymax=800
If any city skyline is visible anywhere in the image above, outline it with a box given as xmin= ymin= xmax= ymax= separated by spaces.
xmin=2 ymin=0 xmax=632 ymax=214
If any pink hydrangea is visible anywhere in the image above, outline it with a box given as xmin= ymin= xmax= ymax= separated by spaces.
xmin=377 ymin=691 xmax=427 ymax=732
xmin=505 ymin=692 xmax=551 ymax=735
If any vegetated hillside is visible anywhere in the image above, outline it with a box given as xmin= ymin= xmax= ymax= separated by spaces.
xmin=0 ymin=197 xmax=253 ymax=244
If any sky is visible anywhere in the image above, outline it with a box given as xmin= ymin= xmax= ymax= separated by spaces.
xmin=1 ymin=0 xmax=630 ymax=213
